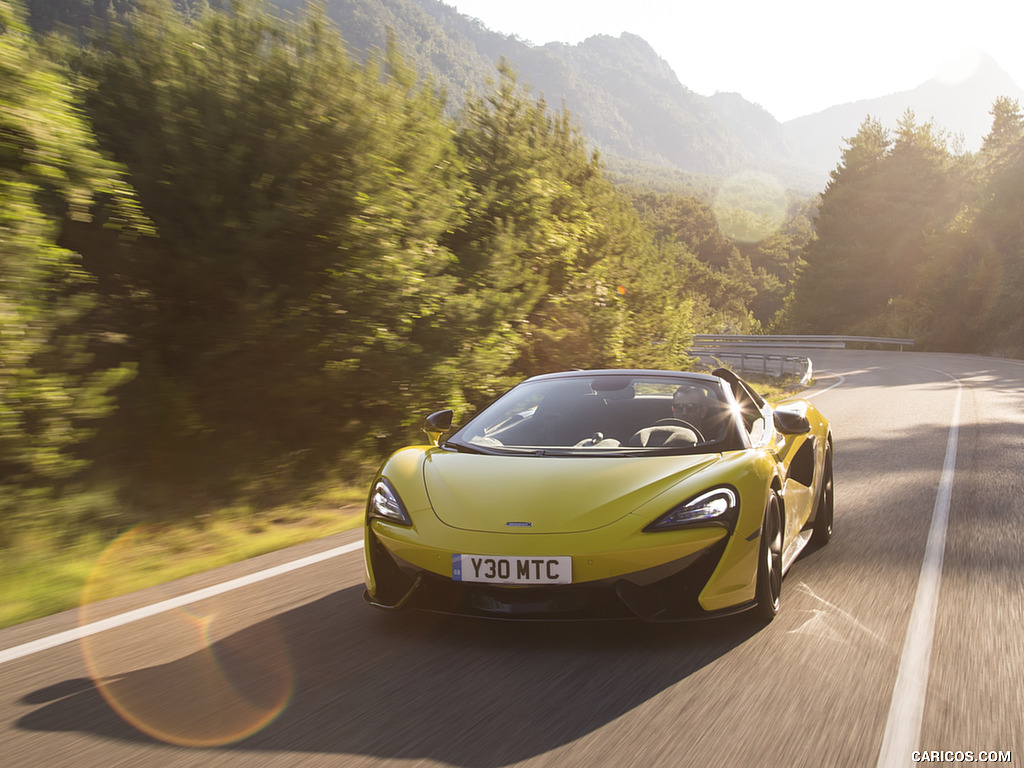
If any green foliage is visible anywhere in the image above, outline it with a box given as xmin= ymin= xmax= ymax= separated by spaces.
xmin=627 ymin=189 xmax=812 ymax=333
xmin=430 ymin=65 xmax=696 ymax=412
xmin=64 ymin=0 xmax=466 ymax=509
xmin=0 ymin=0 xmax=135 ymax=540
xmin=789 ymin=117 xmax=891 ymax=333
xmin=742 ymin=208 xmax=812 ymax=329
xmin=788 ymin=113 xmax=963 ymax=338
xmin=22 ymin=0 xmax=823 ymax=194
xmin=930 ymin=97 xmax=1024 ymax=355
xmin=788 ymin=104 xmax=1024 ymax=357
xmin=50 ymin=4 xmax=705 ymax=513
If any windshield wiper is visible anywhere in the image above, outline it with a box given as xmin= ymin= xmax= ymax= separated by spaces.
xmin=442 ymin=440 xmax=486 ymax=454
xmin=530 ymin=448 xmax=634 ymax=457
xmin=444 ymin=441 xmax=543 ymax=456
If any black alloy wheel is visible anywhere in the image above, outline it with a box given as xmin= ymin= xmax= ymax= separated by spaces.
xmin=752 ymin=490 xmax=783 ymax=621
xmin=810 ymin=445 xmax=834 ymax=546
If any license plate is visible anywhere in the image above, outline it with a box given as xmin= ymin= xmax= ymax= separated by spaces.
xmin=452 ymin=555 xmax=571 ymax=584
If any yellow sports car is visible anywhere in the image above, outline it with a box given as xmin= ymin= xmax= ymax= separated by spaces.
xmin=363 ymin=368 xmax=832 ymax=622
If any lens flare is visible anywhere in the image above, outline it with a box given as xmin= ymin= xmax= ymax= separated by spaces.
xmin=79 ymin=526 xmax=294 ymax=746
xmin=712 ymin=172 xmax=788 ymax=243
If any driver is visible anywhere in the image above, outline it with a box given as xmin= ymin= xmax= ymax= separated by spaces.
xmin=671 ymin=385 xmax=718 ymax=439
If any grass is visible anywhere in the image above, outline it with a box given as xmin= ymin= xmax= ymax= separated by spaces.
xmin=0 ymin=483 xmax=368 ymax=630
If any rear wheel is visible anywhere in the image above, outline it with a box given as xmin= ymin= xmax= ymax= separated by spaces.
xmin=752 ymin=490 xmax=782 ymax=621
xmin=810 ymin=445 xmax=834 ymax=546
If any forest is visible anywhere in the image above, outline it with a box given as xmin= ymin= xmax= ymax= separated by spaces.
xmin=2 ymin=0 xmax=1023 ymax=544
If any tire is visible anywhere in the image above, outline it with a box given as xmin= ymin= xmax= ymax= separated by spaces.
xmin=810 ymin=445 xmax=834 ymax=547
xmin=752 ymin=490 xmax=783 ymax=621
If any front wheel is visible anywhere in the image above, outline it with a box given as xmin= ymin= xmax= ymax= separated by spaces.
xmin=810 ymin=445 xmax=834 ymax=546
xmin=752 ymin=490 xmax=783 ymax=622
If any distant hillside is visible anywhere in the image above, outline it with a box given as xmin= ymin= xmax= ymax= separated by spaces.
xmin=54 ymin=0 xmax=1024 ymax=193
xmin=221 ymin=0 xmax=825 ymax=192
xmin=785 ymin=53 xmax=1024 ymax=185
xmin=24 ymin=0 xmax=823 ymax=190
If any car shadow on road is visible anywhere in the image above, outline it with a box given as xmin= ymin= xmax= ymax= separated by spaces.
xmin=17 ymin=584 xmax=763 ymax=765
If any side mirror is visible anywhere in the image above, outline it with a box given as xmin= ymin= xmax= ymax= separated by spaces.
xmin=773 ymin=409 xmax=811 ymax=436
xmin=423 ymin=409 xmax=454 ymax=446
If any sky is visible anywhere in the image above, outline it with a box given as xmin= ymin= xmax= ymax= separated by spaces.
xmin=447 ymin=0 xmax=1024 ymax=122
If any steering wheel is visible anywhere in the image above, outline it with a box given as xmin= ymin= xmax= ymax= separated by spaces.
xmin=653 ymin=418 xmax=706 ymax=443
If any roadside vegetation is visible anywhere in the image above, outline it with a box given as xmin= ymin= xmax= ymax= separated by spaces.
xmin=0 ymin=483 xmax=365 ymax=628
xmin=2 ymin=0 xmax=1022 ymax=625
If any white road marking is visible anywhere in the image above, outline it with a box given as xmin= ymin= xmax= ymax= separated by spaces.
xmin=0 ymin=540 xmax=363 ymax=666
xmin=803 ymin=373 xmax=846 ymax=399
xmin=876 ymin=373 xmax=962 ymax=767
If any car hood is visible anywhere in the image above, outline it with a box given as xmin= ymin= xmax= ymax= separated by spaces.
xmin=422 ymin=451 xmax=720 ymax=533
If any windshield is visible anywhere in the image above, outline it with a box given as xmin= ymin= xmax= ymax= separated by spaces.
xmin=447 ymin=374 xmax=738 ymax=456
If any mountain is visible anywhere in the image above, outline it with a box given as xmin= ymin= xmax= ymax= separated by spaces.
xmin=525 ymin=34 xmax=759 ymax=175
xmin=785 ymin=53 xmax=1024 ymax=184
xmin=19 ymin=0 xmax=823 ymax=191
xmin=311 ymin=2 xmax=1024 ymax=190
xmin=27 ymin=0 xmax=1023 ymax=193
xmin=708 ymin=92 xmax=802 ymax=160
xmin=261 ymin=0 xmax=821 ymax=191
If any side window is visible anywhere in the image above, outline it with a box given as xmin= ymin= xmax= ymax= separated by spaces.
xmin=728 ymin=380 xmax=770 ymax=445
xmin=748 ymin=414 xmax=767 ymax=446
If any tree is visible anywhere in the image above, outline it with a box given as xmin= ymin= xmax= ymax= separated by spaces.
xmin=789 ymin=114 xmax=960 ymax=338
xmin=626 ymin=189 xmax=774 ymax=334
xmin=67 ymin=0 xmax=465 ymax=508
xmin=788 ymin=117 xmax=890 ymax=333
xmin=0 ymin=0 xmax=135 ymax=537
xmin=964 ymin=98 xmax=1024 ymax=355
xmin=981 ymin=96 xmax=1024 ymax=168
xmin=740 ymin=200 xmax=813 ymax=329
xmin=436 ymin=65 xmax=693 ymax=410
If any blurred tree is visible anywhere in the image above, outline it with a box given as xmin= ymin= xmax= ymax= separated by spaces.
xmin=66 ymin=0 xmax=465 ymax=509
xmin=629 ymin=191 xmax=736 ymax=269
xmin=0 ymin=0 xmax=136 ymax=538
xmin=435 ymin=65 xmax=693 ymax=412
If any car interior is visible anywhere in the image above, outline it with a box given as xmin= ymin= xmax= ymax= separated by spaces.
xmin=465 ymin=376 xmax=736 ymax=451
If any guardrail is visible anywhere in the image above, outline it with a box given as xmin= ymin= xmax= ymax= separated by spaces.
xmin=694 ymin=350 xmax=814 ymax=385
xmin=692 ymin=334 xmax=914 ymax=351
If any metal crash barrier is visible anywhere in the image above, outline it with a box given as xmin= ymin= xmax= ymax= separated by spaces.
xmin=691 ymin=334 xmax=914 ymax=386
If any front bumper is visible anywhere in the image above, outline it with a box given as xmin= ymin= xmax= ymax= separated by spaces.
xmin=364 ymin=528 xmax=757 ymax=622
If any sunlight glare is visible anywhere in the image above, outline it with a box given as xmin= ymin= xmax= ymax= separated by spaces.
xmin=711 ymin=172 xmax=788 ymax=244
xmin=78 ymin=526 xmax=294 ymax=746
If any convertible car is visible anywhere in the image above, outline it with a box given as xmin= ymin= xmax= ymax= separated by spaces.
xmin=363 ymin=368 xmax=832 ymax=622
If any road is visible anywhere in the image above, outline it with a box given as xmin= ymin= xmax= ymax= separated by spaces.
xmin=1 ymin=350 xmax=1021 ymax=767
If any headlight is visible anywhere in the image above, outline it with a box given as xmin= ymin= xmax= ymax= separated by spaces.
xmin=369 ymin=479 xmax=412 ymax=525
xmin=644 ymin=487 xmax=739 ymax=531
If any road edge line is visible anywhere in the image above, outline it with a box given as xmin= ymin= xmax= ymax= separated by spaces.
xmin=0 ymin=540 xmax=363 ymax=666
xmin=803 ymin=373 xmax=846 ymax=399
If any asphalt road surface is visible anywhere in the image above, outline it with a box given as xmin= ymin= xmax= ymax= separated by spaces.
xmin=1 ymin=350 xmax=1021 ymax=768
